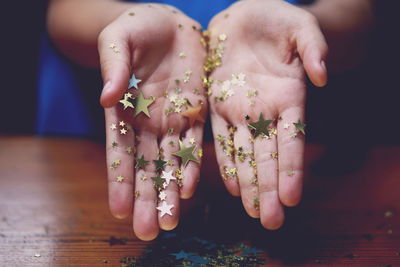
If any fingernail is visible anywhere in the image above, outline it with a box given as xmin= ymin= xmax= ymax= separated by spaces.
xmin=320 ymin=60 xmax=327 ymax=73
xmin=102 ymin=81 xmax=112 ymax=94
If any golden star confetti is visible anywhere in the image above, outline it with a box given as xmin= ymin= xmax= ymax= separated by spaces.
xmin=157 ymin=201 xmax=174 ymax=217
xmin=287 ymin=170 xmax=295 ymax=176
xmin=135 ymin=191 xmax=140 ymax=198
xmin=294 ymin=120 xmax=306 ymax=135
xmin=172 ymin=141 xmax=200 ymax=167
xmin=248 ymin=113 xmax=273 ymax=138
xmin=110 ymin=159 xmax=121 ymax=170
xmin=154 ymin=157 xmax=167 ymax=171
xmin=133 ymin=92 xmax=154 ymax=117
xmin=271 ymin=152 xmax=278 ymax=159
xmin=119 ymin=93 xmax=135 ymax=110
xmin=119 ymin=121 xmax=126 ymax=127
xmin=179 ymin=52 xmax=186 ymax=58
xmin=197 ymin=148 xmax=203 ymax=158
xmin=181 ymin=105 xmax=205 ymax=126
xmin=189 ymin=138 xmax=196 ymax=145
xmin=152 ymin=175 xmax=166 ymax=191
xmin=111 ymin=141 xmax=118 ymax=148
xmin=109 ymin=43 xmax=116 ymax=49
xmin=135 ymin=155 xmax=149 ymax=170
xmin=126 ymin=146 xmax=133 ymax=154
xmin=140 ymin=174 xmax=147 ymax=181
xmin=116 ymin=175 xmax=124 ymax=182
xmin=253 ymin=198 xmax=260 ymax=210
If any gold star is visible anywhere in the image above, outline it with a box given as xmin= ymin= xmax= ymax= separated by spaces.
xmin=181 ymin=105 xmax=205 ymax=127
xmin=294 ymin=120 xmax=306 ymax=135
xmin=126 ymin=146 xmax=133 ymax=154
xmin=109 ymin=43 xmax=116 ymax=49
xmin=172 ymin=141 xmax=200 ymax=167
xmin=111 ymin=141 xmax=118 ymax=148
xmin=179 ymin=52 xmax=186 ymax=58
xmin=110 ymin=159 xmax=121 ymax=169
xmin=116 ymin=175 xmax=124 ymax=182
xmin=110 ymin=124 xmax=117 ymax=130
xmin=135 ymin=191 xmax=140 ymax=198
xmin=133 ymin=92 xmax=154 ymax=117
xmin=271 ymin=152 xmax=278 ymax=159
xmin=287 ymin=170 xmax=295 ymax=176
xmin=119 ymin=121 xmax=126 ymax=127
xmin=189 ymin=138 xmax=196 ymax=145
xmin=218 ymin=34 xmax=227 ymax=41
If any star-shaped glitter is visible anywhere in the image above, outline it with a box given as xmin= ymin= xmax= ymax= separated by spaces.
xmin=152 ymin=175 xmax=165 ymax=190
xmin=156 ymin=201 xmax=174 ymax=217
xmin=181 ymin=105 xmax=205 ymax=127
xmin=153 ymin=157 xmax=167 ymax=171
xmin=133 ymin=92 xmax=154 ymax=117
xmin=119 ymin=121 xmax=126 ymax=127
xmin=111 ymin=141 xmax=118 ymax=148
xmin=161 ymin=170 xmax=176 ymax=185
xmin=110 ymin=123 xmax=117 ymax=130
xmin=110 ymin=159 xmax=121 ymax=169
xmin=293 ymin=120 xmax=306 ymax=135
xmin=283 ymin=123 xmax=290 ymax=130
xmin=119 ymin=93 xmax=135 ymax=110
xmin=287 ymin=170 xmax=295 ymax=176
xmin=116 ymin=175 xmax=124 ymax=182
xmin=189 ymin=138 xmax=196 ymax=145
xmin=159 ymin=191 xmax=167 ymax=201
xmin=172 ymin=141 xmax=199 ymax=167
xmin=248 ymin=113 xmax=273 ymax=138
xmin=126 ymin=146 xmax=133 ymax=154
xmin=135 ymin=155 xmax=149 ymax=169
xmin=128 ymin=73 xmax=142 ymax=89
xmin=120 ymin=128 xmax=127 ymax=135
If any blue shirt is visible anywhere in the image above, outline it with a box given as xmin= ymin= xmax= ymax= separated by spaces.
xmin=37 ymin=0 xmax=300 ymax=137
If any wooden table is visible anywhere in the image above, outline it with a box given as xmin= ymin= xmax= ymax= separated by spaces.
xmin=0 ymin=136 xmax=399 ymax=266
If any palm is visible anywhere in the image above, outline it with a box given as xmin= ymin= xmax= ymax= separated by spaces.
xmin=100 ymin=4 xmax=206 ymax=240
xmin=208 ymin=0 xmax=326 ymax=229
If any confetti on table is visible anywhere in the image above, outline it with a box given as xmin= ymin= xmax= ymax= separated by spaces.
xmin=156 ymin=201 xmax=174 ymax=217
xmin=172 ymin=141 xmax=199 ymax=167
xmin=128 ymin=74 xmax=142 ymax=89
xmin=181 ymin=105 xmax=205 ymax=126
xmin=248 ymin=113 xmax=273 ymax=138
xmin=135 ymin=155 xmax=149 ymax=170
xmin=133 ymin=92 xmax=154 ymax=117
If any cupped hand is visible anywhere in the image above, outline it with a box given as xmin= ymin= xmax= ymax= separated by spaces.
xmin=98 ymin=4 xmax=207 ymax=241
xmin=207 ymin=0 xmax=328 ymax=229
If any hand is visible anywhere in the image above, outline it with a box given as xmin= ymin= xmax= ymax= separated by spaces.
xmin=207 ymin=0 xmax=328 ymax=229
xmin=98 ymin=4 xmax=207 ymax=240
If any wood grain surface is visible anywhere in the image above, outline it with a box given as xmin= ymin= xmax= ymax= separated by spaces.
xmin=0 ymin=136 xmax=399 ymax=266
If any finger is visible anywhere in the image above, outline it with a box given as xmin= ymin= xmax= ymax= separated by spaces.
xmin=158 ymin=133 xmax=180 ymax=230
xmin=98 ymin=26 xmax=131 ymax=107
xmin=133 ymin=131 xmax=159 ymax=241
xmin=296 ymin=16 xmax=328 ymax=87
xmin=180 ymin=124 xmax=203 ymax=199
xmin=105 ymin=107 xmax=135 ymax=219
xmin=277 ymin=107 xmax=305 ymax=207
xmin=210 ymin=114 xmax=240 ymax=196
xmin=254 ymin=119 xmax=285 ymax=230
xmin=233 ymin=125 xmax=259 ymax=218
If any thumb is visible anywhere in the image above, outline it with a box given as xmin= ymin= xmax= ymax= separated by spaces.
xmin=296 ymin=17 xmax=328 ymax=87
xmin=98 ymin=28 xmax=131 ymax=108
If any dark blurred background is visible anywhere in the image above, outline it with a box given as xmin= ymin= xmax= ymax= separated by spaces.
xmin=1 ymin=0 xmax=399 ymax=149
